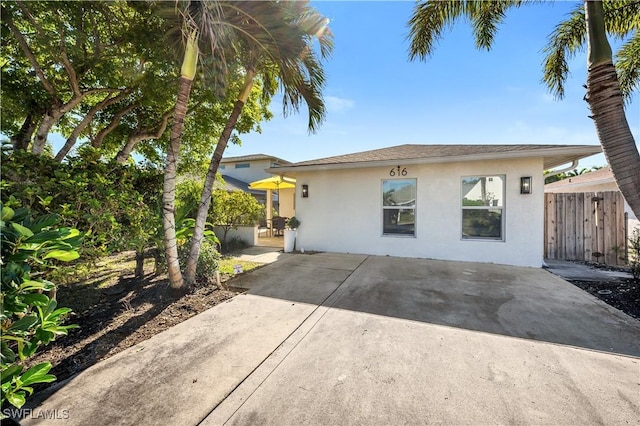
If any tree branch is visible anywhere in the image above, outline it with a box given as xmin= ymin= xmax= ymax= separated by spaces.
xmin=59 ymin=25 xmax=82 ymax=97
xmin=2 ymin=6 xmax=57 ymax=97
xmin=115 ymin=108 xmax=174 ymax=163
xmin=91 ymin=103 xmax=136 ymax=148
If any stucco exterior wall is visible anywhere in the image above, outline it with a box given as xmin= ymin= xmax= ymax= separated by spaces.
xmin=213 ymin=225 xmax=258 ymax=246
xmin=278 ymin=188 xmax=295 ymax=218
xmin=220 ymin=159 xmax=274 ymax=183
xmin=292 ymin=158 xmax=544 ymax=268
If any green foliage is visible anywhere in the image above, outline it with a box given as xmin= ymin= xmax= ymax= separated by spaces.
xmin=1 ymin=205 xmax=80 ymax=412
xmin=286 ymin=216 xmax=301 ymax=230
xmin=210 ymin=189 xmax=262 ymax=247
xmin=1 ymin=149 xmax=162 ymax=260
xmin=186 ymin=240 xmax=220 ymax=285
xmin=629 ymin=227 xmax=640 ymax=281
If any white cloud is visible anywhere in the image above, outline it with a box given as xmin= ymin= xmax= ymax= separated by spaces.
xmin=325 ymin=96 xmax=355 ymax=113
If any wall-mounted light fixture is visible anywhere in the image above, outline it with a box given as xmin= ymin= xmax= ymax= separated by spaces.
xmin=520 ymin=176 xmax=532 ymax=194
xmin=302 ymin=184 xmax=309 ymax=198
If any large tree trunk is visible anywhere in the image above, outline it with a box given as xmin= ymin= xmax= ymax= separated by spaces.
xmin=31 ymin=111 xmax=60 ymax=154
xmin=184 ymin=70 xmax=255 ymax=285
xmin=585 ymin=1 xmax=640 ymax=219
xmin=12 ymin=112 xmax=40 ymax=151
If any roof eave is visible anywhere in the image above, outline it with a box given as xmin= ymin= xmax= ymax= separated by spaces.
xmin=268 ymin=146 xmax=602 ymax=174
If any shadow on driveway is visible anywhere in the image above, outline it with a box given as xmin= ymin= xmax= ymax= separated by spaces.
xmin=238 ymin=253 xmax=640 ymax=357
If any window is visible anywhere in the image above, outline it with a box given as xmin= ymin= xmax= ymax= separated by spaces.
xmin=235 ymin=163 xmax=250 ymax=169
xmin=382 ymin=179 xmax=416 ymax=236
xmin=219 ymin=165 xmax=226 ymax=170
xmin=461 ymin=175 xmax=504 ymax=240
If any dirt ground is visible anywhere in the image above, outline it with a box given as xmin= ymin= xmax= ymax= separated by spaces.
xmin=25 ymin=251 xmax=249 ymax=395
xmin=564 ymin=261 xmax=639 ymax=319
xmin=25 ymin=253 xmax=639 ymax=396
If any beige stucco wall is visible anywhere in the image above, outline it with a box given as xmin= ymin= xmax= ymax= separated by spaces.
xmin=278 ymin=188 xmax=295 ymax=218
xmin=292 ymin=158 xmax=545 ymax=268
xmin=220 ymin=159 xmax=274 ymax=183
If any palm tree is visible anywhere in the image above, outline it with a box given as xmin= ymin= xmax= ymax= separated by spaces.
xmin=407 ymin=0 xmax=640 ymax=219
xmin=183 ymin=1 xmax=333 ymax=285
xmin=161 ymin=0 xmax=232 ymax=291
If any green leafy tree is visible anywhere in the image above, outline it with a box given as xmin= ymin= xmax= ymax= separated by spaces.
xmin=1 ymin=205 xmax=81 ymax=412
xmin=1 ymin=148 xmax=162 ymax=262
xmin=408 ymin=0 xmax=640 ymax=220
xmin=209 ymin=189 xmax=262 ymax=249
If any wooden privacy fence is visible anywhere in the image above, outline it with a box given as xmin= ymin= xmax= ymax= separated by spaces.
xmin=545 ymin=191 xmax=627 ymax=266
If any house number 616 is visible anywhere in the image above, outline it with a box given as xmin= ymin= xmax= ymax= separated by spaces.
xmin=389 ymin=166 xmax=407 ymax=176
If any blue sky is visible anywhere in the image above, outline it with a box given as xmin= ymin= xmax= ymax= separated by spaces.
xmin=222 ymin=0 xmax=639 ymax=170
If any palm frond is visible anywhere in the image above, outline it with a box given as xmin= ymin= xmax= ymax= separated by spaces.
xmin=541 ymin=3 xmax=585 ymax=100
xmin=615 ymin=32 xmax=640 ymax=102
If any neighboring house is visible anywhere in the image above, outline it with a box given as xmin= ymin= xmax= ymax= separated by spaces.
xmin=218 ymin=154 xmax=295 ymax=216
xmin=545 ymin=167 xmax=639 ymax=232
xmin=269 ymin=144 xmax=602 ymax=268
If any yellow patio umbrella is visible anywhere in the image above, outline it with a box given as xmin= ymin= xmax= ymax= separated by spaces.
xmin=249 ymin=176 xmax=296 ymax=225
xmin=248 ymin=175 xmax=296 ymax=190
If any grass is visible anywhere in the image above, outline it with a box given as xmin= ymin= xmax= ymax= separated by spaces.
xmin=218 ymin=258 xmax=262 ymax=275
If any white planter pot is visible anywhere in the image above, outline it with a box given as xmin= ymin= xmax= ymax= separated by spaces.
xmin=283 ymin=229 xmax=296 ymax=253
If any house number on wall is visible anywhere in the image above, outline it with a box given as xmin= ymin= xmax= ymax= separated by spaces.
xmin=389 ymin=166 xmax=408 ymax=177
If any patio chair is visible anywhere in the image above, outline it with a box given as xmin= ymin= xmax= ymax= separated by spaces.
xmin=258 ymin=219 xmax=270 ymax=237
xmin=272 ymin=216 xmax=286 ymax=236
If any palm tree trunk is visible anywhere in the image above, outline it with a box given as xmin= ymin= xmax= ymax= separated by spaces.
xmin=163 ymin=75 xmax=191 ymax=291
xmin=163 ymin=29 xmax=199 ymax=291
xmin=184 ymin=69 xmax=256 ymax=285
xmin=585 ymin=1 xmax=640 ymax=219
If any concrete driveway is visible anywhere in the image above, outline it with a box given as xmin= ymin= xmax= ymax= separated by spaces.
xmin=23 ymin=253 xmax=640 ymax=425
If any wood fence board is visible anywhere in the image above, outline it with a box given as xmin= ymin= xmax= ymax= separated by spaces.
xmin=595 ymin=192 xmax=606 ymax=264
xmin=556 ymin=194 xmax=565 ymax=259
xmin=575 ymin=193 xmax=584 ymax=261
xmin=583 ymin=192 xmax=593 ymax=260
xmin=545 ymin=194 xmax=557 ymax=259
xmin=565 ymin=193 xmax=576 ymax=259
xmin=603 ymin=191 xmax=615 ymax=265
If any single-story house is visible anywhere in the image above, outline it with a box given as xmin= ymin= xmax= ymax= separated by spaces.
xmin=269 ymin=144 xmax=602 ymax=268
xmin=545 ymin=166 xmax=639 ymax=232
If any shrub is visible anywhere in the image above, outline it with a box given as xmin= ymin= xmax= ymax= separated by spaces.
xmin=1 ymin=205 xmax=81 ymax=413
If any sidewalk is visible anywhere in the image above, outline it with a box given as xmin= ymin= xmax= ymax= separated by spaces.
xmin=543 ymin=258 xmax=633 ymax=281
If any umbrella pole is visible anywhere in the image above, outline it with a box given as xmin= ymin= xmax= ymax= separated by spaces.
xmin=266 ymin=189 xmax=273 ymax=235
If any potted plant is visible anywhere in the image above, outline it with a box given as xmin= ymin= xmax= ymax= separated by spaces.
xmin=284 ymin=217 xmax=300 ymax=253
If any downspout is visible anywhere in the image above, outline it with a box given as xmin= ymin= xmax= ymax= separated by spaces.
xmin=545 ymin=159 xmax=579 ymax=179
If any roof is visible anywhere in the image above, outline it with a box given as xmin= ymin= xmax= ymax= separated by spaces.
xmin=218 ymin=175 xmax=266 ymax=196
xmin=545 ymin=167 xmax=614 ymax=190
xmin=269 ymin=144 xmax=602 ymax=173
xmin=221 ymin=153 xmax=291 ymax=165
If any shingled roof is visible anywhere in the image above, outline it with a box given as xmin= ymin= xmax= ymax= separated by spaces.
xmin=221 ymin=153 xmax=291 ymax=165
xmin=545 ymin=167 xmax=614 ymax=190
xmin=269 ymin=144 xmax=602 ymax=173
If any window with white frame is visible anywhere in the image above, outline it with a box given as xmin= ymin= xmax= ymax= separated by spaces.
xmin=461 ymin=175 xmax=505 ymax=240
xmin=382 ymin=179 xmax=416 ymax=236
